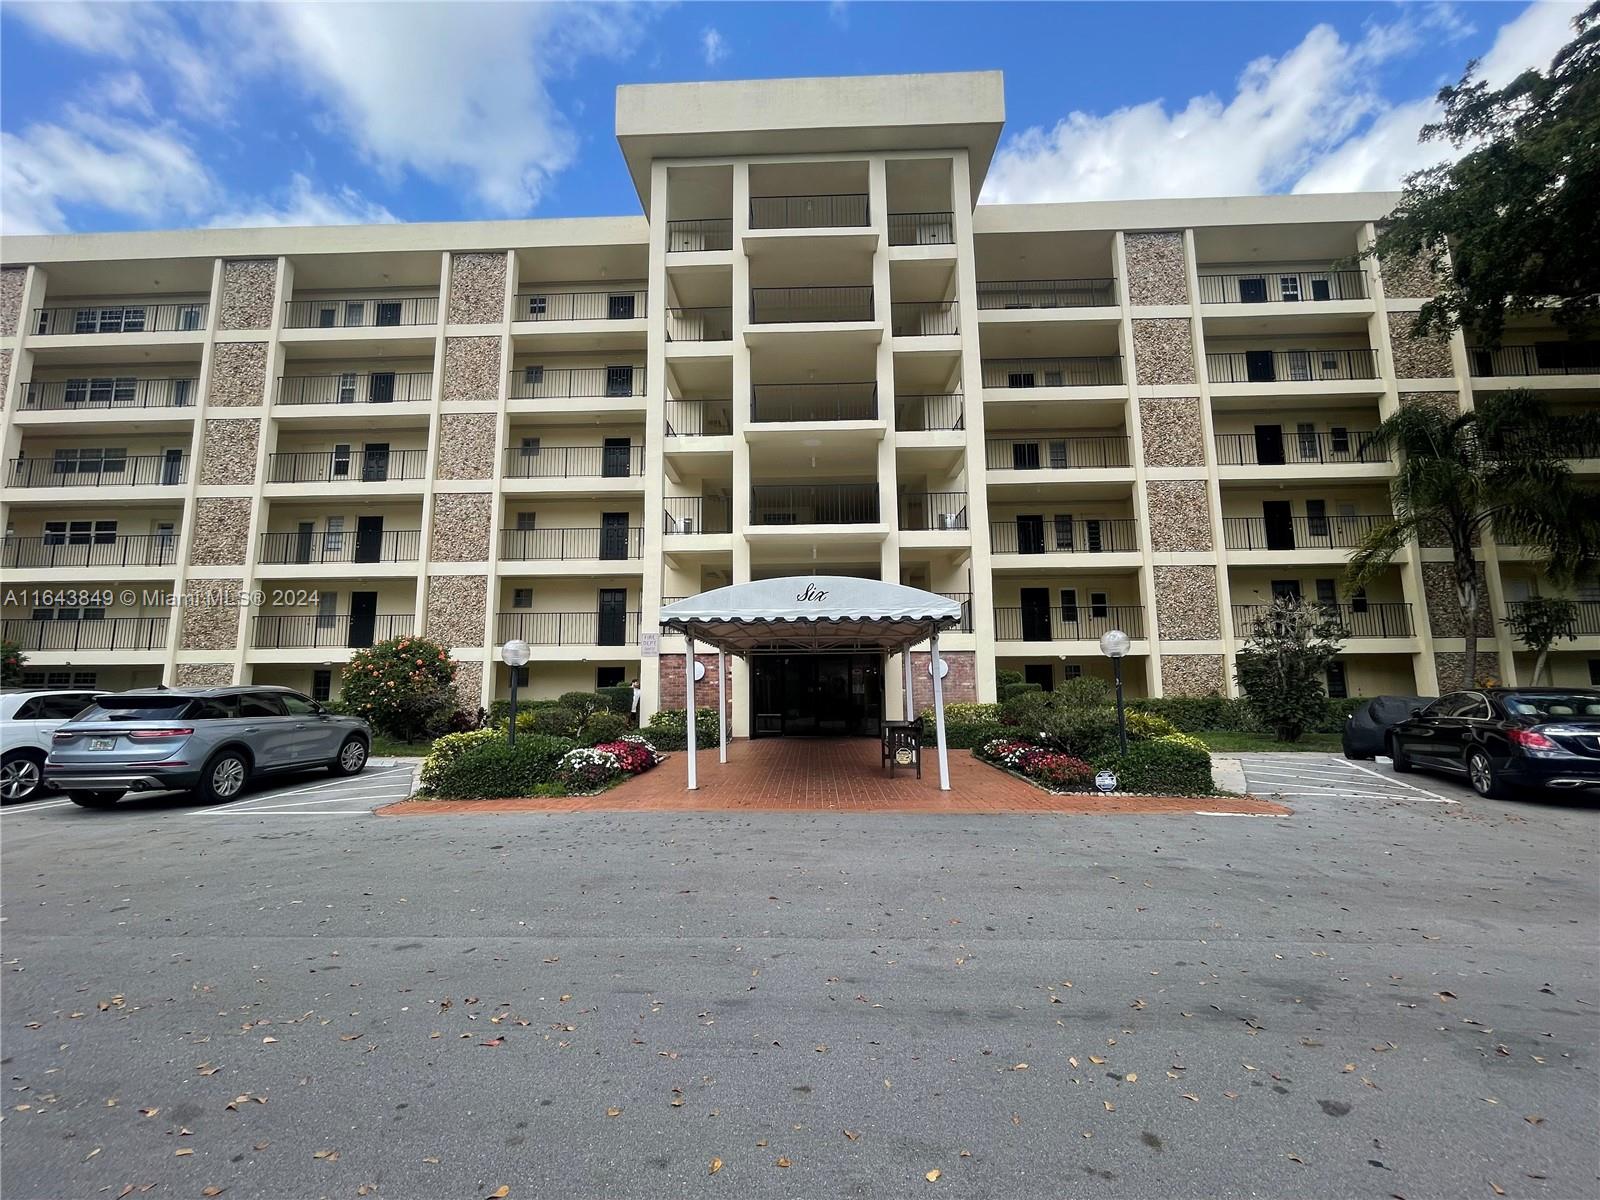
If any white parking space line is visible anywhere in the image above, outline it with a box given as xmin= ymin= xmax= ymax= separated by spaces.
xmin=1342 ymin=757 xmax=1460 ymax=802
xmin=0 ymin=798 xmax=78 ymax=815
xmin=200 ymin=769 xmax=411 ymax=813
xmin=192 ymin=766 xmax=414 ymax=818
xmin=1239 ymin=753 xmax=1461 ymax=805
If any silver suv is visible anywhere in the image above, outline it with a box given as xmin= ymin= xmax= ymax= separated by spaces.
xmin=44 ymin=686 xmax=371 ymax=808
xmin=3 ymin=688 xmax=107 ymax=803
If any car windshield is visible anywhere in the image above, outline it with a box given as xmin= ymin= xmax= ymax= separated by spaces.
xmin=75 ymin=697 xmax=194 ymax=722
xmin=1501 ymin=692 xmax=1600 ymax=720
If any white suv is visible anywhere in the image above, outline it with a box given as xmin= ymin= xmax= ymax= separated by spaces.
xmin=2 ymin=689 xmax=106 ymax=803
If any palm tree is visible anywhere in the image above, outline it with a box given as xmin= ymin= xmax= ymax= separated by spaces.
xmin=1347 ymin=390 xmax=1600 ymax=687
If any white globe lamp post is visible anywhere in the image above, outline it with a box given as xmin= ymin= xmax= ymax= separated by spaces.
xmin=1099 ymin=629 xmax=1131 ymax=755
xmin=501 ymin=639 xmax=531 ymax=745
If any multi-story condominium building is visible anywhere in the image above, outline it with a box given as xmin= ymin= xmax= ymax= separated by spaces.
xmin=3 ymin=71 xmax=1596 ymax=734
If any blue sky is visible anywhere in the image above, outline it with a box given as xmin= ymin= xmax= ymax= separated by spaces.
xmin=0 ymin=1 xmax=1583 ymax=235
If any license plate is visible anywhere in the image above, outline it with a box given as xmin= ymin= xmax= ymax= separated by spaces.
xmin=89 ymin=737 xmax=116 ymax=751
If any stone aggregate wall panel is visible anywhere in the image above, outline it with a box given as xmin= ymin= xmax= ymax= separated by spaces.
xmin=1421 ymin=561 xmax=1494 ymax=637
xmin=450 ymin=660 xmax=485 ymax=713
xmin=1132 ymin=318 xmax=1196 ymax=385
xmin=189 ymin=496 xmax=252 ymax=565
xmin=1138 ymin=396 xmax=1206 ymax=467
xmin=1154 ymin=565 xmax=1221 ymax=640
xmin=1378 ymin=244 xmax=1443 ymax=299
xmin=1434 ymin=650 xmax=1502 ymax=690
xmin=1399 ymin=390 xmax=1460 ymax=420
xmin=199 ymin=418 xmax=260 ymax=486
xmin=1388 ymin=312 xmax=1455 ymax=379
xmin=1146 ymin=480 xmax=1213 ymax=551
xmin=0 ymin=267 xmax=24 ymax=337
xmin=208 ymin=342 xmax=269 ymax=408
xmin=217 ymin=259 xmax=277 ymax=331
xmin=1161 ymin=654 xmax=1226 ymax=697
xmin=0 ymin=349 xmax=11 ymax=407
xmin=442 ymin=336 xmax=503 ymax=403
xmin=179 ymin=579 xmax=245 ymax=651
xmin=436 ymin=412 xmax=498 ymax=480
xmin=426 ymin=575 xmax=488 ymax=647
xmin=448 ymin=252 xmax=507 ymax=325
xmin=1125 ymin=232 xmax=1189 ymax=306
xmin=175 ymin=662 xmax=236 ymax=687
xmin=429 ymin=492 xmax=493 ymax=561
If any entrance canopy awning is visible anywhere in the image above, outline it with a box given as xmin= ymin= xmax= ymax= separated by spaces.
xmin=659 ymin=576 xmax=963 ymax=655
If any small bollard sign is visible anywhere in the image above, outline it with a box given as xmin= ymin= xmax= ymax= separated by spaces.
xmin=1094 ymin=769 xmax=1118 ymax=793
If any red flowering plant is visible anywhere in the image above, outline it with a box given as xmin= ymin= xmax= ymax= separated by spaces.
xmin=594 ymin=739 xmax=659 ymax=775
xmin=340 ymin=635 xmax=458 ymax=742
xmin=977 ymin=737 xmax=1092 ymax=791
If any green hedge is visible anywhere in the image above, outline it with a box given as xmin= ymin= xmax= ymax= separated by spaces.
xmin=581 ymin=711 xmax=629 ymax=745
xmin=645 ymin=707 xmax=721 ymax=751
xmin=418 ymin=731 xmax=575 ymax=798
xmin=1098 ymin=734 xmax=1213 ymax=795
xmin=1128 ymin=694 xmax=1361 ymax=735
xmin=918 ymin=720 xmax=1009 ymax=750
xmin=596 ymin=686 xmax=634 ymax=716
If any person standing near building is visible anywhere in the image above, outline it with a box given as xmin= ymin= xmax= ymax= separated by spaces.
xmin=630 ymin=679 xmax=641 ymax=727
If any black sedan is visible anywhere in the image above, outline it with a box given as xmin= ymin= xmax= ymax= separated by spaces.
xmin=1387 ymin=688 xmax=1600 ymax=798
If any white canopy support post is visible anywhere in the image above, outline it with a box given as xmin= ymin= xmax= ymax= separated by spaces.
xmin=717 ymin=648 xmax=727 ymax=764
xmin=902 ymin=647 xmax=915 ymax=722
xmin=685 ymin=635 xmax=698 ymax=791
xmin=929 ymin=625 xmax=950 ymax=791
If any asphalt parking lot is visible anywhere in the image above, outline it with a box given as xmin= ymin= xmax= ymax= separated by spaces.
xmin=2 ymin=754 xmax=1596 ymax=1200
xmin=1236 ymin=751 xmax=1481 ymax=806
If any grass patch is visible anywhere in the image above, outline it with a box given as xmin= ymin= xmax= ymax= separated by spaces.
xmin=371 ymin=736 xmax=437 ymax=758
xmin=1194 ymin=730 xmax=1343 ymax=753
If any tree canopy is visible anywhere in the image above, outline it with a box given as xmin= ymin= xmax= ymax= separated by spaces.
xmin=1372 ymin=2 xmax=1599 ymax=344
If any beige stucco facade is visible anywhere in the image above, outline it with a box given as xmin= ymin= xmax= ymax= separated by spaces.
xmin=4 ymin=70 xmax=1596 ymax=713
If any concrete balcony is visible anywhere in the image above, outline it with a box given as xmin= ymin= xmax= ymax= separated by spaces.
xmin=499 ymin=525 xmax=644 ymax=565
xmin=1 ymin=533 xmax=177 ymax=578
xmin=1215 ymin=429 xmax=1390 ymax=480
xmin=994 ymin=603 xmax=1147 ymax=646
xmin=981 ymin=357 xmax=1125 ymax=402
xmin=976 ymin=277 xmax=1117 ymax=317
xmin=988 ymin=517 xmax=1140 ymax=559
xmin=6 ymin=453 xmax=187 ymax=492
xmin=30 ymin=302 xmax=206 ymax=338
xmin=1 ymin=616 xmax=170 ymax=655
xmin=251 ymin=613 xmax=415 ymax=650
xmin=20 ymin=378 xmax=198 ymax=419
xmin=1206 ymin=349 xmax=1383 ymax=399
xmin=494 ymin=610 xmax=641 ymax=648
xmin=257 ymin=528 xmax=422 ymax=567
xmin=266 ymin=449 xmax=427 ymax=488
xmin=275 ymin=371 xmax=433 ymax=408
xmin=1232 ymin=601 xmax=1415 ymax=643
xmin=1223 ymin=513 xmax=1392 ymax=564
xmin=283 ymin=296 xmax=438 ymax=329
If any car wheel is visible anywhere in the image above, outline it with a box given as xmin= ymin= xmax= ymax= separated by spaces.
xmin=1387 ymin=735 xmax=1413 ymax=773
xmin=329 ymin=736 xmax=368 ymax=777
xmin=1467 ymin=749 xmax=1507 ymax=799
xmin=1 ymin=753 xmax=44 ymax=804
xmin=199 ymin=751 xmax=250 ymax=804
xmin=67 ymin=791 xmax=123 ymax=808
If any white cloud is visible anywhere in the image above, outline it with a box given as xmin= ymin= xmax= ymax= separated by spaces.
xmin=1 ymin=110 xmax=214 ymax=235
xmin=982 ymin=1 xmax=1573 ymax=204
xmin=206 ymin=174 xmax=397 ymax=229
xmin=701 ymin=26 xmax=728 ymax=66
xmin=1294 ymin=1 xmax=1581 ymax=193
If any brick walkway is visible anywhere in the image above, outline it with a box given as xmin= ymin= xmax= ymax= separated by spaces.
xmin=385 ymin=739 xmax=1288 ymax=815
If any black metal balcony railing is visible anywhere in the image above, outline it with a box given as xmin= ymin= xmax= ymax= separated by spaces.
xmin=895 ymin=393 xmax=964 ymax=432
xmin=251 ymin=613 xmax=415 ymax=650
xmin=1232 ymin=602 xmax=1415 ymax=639
xmin=982 ymin=356 xmax=1124 ymax=388
xmin=266 ymin=449 xmax=426 ymax=484
xmin=2 ymin=533 xmax=177 ymax=570
xmin=666 ymin=217 xmax=734 ymax=252
xmin=986 ymin=435 xmax=1131 ymax=470
xmin=283 ymin=296 xmax=438 ymax=329
xmin=1 ymin=616 xmax=170 ymax=652
xmin=976 ymin=278 xmax=1116 ymax=310
xmin=515 ymin=290 xmax=645 ymax=322
xmin=258 ymin=528 xmax=421 ymax=565
xmin=1468 ymin=344 xmax=1600 ymax=377
xmin=750 ymin=484 xmax=880 ymax=526
xmin=749 ymin=193 xmax=870 ymax=230
xmin=939 ymin=592 xmax=975 ymax=633
xmin=23 ymin=378 xmax=198 ymax=410
xmin=989 ymin=517 xmax=1139 ymax=554
xmin=1214 ymin=431 xmax=1385 ymax=466
xmin=276 ymin=372 xmax=433 ymax=405
xmin=500 ymin=526 xmax=643 ymax=561
xmin=1222 ymin=513 xmax=1390 ymax=551
xmin=994 ymin=604 xmax=1146 ymax=642
xmin=890 ymin=301 xmax=959 ymax=337
xmin=1506 ymin=599 xmax=1600 ymax=637
xmin=663 ymin=496 xmax=733 ymax=535
xmin=887 ymin=211 xmax=955 ymax=246
xmin=899 ymin=492 xmax=969 ymax=531
xmin=665 ymin=307 xmax=734 ymax=342
xmin=749 ymin=285 xmax=874 ymax=324
xmin=508 ymin=366 xmax=646 ymax=400
xmin=32 ymin=303 xmax=207 ymax=336
xmin=1196 ymin=270 xmax=1368 ymax=305
xmin=505 ymin=444 xmax=644 ymax=479
xmin=1206 ymin=349 xmax=1380 ymax=384
xmin=495 ymin=610 xmax=641 ymax=647
xmin=751 ymin=382 xmax=878 ymax=423
xmin=664 ymin=398 xmax=733 ymax=437
xmin=8 ymin=454 xmax=188 ymax=488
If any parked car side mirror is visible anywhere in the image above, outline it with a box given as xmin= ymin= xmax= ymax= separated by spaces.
xmin=1409 ymin=706 xmax=1424 ymax=717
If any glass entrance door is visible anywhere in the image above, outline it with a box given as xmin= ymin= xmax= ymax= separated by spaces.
xmin=750 ymin=654 xmax=884 ymax=737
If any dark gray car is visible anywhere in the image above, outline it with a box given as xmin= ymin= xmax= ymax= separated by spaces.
xmin=44 ymin=686 xmax=370 ymax=808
